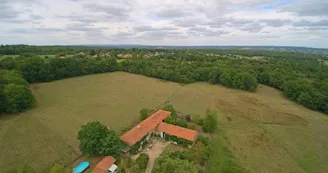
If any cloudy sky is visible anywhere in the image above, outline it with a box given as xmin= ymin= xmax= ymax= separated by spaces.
xmin=1 ymin=0 xmax=328 ymax=48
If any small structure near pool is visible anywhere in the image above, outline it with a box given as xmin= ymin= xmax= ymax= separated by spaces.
xmin=92 ymin=156 xmax=118 ymax=173
xmin=120 ymin=109 xmax=197 ymax=153
xmin=73 ymin=161 xmax=90 ymax=173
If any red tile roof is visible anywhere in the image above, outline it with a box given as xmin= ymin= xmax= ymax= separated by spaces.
xmin=120 ymin=110 xmax=171 ymax=146
xmin=157 ymin=122 xmax=197 ymax=142
xmin=92 ymin=156 xmax=116 ymax=173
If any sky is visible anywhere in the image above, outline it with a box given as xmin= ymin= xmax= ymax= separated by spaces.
xmin=0 ymin=0 xmax=328 ymax=48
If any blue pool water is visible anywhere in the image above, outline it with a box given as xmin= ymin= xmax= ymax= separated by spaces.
xmin=73 ymin=161 xmax=90 ymax=173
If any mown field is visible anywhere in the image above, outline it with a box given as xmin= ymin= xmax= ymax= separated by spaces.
xmin=0 ymin=72 xmax=327 ymax=173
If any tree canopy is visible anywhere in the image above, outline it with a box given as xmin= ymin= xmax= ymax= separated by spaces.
xmin=77 ymin=121 xmax=120 ymax=156
xmin=1 ymin=46 xmax=328 ymax=115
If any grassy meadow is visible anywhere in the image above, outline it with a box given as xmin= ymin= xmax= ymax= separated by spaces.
xmin=0 ymin=72 xmax=327 ymax=173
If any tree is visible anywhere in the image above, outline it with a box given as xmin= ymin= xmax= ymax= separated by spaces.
xmin=269 ymin=72 xmax=284 ymax=89
xmin=0 ymin=87 xmax=6 ymax=112
xmin=163 ymin=104 xmax=177 ymax=117
xmin=139 ymin=108 xmax=151 ymax=121
xmin=0 ymin=57 xmax=17 ymax=70
xmin=136 ymin=153 xmax=149 ymax=170
xmin=220 ymin=71 xmax=233 ymax=87
xmin=258 ymin=71 xmax=270 ymax=84
xmin=175 ymin=119 xmax=188 ymax=128
xmin=283 ymin=80 xmax=303 ymax=100
xmin=89 ymin=49 xmax=96 ymax=56
xmin=3 ymin=84 xmax=35 ymax=113
xmin=78 ymin=121 xmax=110 ymax=155
xmin=50 ymin=164 xmax=65 ymax=173
xmin=0 ymin=70 xmax=28 ymax=86
xmin=232 ymin=73 xmax=244 ymax=89
xmin=242 ymin=73 xmax=258 ymax=92
xmin=99 ymin=130 xmax=121 ymax=157
xmin=208 ymin=70 xmax=220 ymax=84
xmin=232 ymin=73 xmax=257 ymax=92
xmin=203 ymin=109 xmax=217 ymax=133
xmin=19 ymin=57 xmax=46 ymax=83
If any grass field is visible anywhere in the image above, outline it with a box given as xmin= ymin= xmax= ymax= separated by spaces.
xmin=170 ymin=83 xmax=328 ymax=173
xmin=1 ymin=72 xmax=327 ymax=173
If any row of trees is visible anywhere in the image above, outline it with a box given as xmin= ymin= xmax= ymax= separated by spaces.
xmin=120 ymin=59 xmax=259 ymax=92
xmin=1 ymin=47 xmax=327 ymax=115
xmin=0 ymin=56 xmax=118 ymax=83
xmin=121 ymin=51 xmax=328 ymax=114
xmin=0 ymin=56 xmax=117 ymax=114
xmin=0 ymin=45 xmax=89 ymax=55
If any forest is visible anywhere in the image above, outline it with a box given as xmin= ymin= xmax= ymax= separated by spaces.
xmin=0 ymin=45 xmax=328 ymax=115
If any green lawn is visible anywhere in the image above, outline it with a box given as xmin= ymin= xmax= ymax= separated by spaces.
xmin=1 ymin=72 xmax=327 ymax=173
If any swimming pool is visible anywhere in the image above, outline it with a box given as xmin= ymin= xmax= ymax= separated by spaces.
xmin=73 ymin=161 xmax=90 ymax=173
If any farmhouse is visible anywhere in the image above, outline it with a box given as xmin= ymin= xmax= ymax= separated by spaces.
xmin=92 ymin=156 xmax=118 ymax=173
xmin=120 ymin=110 xmax=197 ymax=153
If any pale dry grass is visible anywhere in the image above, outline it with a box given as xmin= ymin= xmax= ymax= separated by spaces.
xmin=0 ymin=115 xmax=78 ymax=172
xmin=29 ymin=72 xmax=181 ymax=151
xmin=170 ymin=83 xmax=328 ymax=173
xmin=0 ymin=72 xmax=181 ymax=172
xmin=1 ymin=72 xmax=327 ymax=173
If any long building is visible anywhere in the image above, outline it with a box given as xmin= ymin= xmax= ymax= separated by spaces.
xmin=120 ymin=109 xmax=197 ymax=152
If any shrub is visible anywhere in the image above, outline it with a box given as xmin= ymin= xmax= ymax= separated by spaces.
xmin=50 ymin=164 xmax=65 ymax=173
xmin=165 ymin=116 xmax=176 ymax=124
xmin=126 ymin=157 xmax=134 ymax=168
xmin=175 ymin=119 xmax=188 ymax=128
xmin=131 ymin=164 xmax=141 ymax=173
xmin=189 ymin=124 xmax=197 ymax=130
xmin=130 ymin=135 xmax=147 ymax=154
xmin=197 ymin=135 xmax=210 ymax=146
xmin=185 ymin=115 xmax=191 ymax=122
xmin=136 ymin=153 xmax=149 ymax=170
xmin=203 ymin=109 xmax=217 ymax=133
xmin=169 ymin=151 xmax=187 ymax=160
xmin=192 ymin=114 xmax=204 ymax=126
xmin=163 ymin=104 xmax=177 ymax=117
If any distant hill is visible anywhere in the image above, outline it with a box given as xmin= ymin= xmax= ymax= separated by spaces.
xmin=81 ymin=44 xmax=328 ymax=55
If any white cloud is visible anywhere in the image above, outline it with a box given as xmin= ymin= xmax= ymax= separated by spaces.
xmin=0 ymin=0 xmax=327 ymax=48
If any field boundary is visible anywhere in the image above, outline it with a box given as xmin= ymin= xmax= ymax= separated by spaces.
xmin=30 ymin=114 xmax=81 ymax=154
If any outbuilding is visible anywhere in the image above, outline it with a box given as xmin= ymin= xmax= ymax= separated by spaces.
xmin=92 ymin=156 xmax=118 ymax=173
